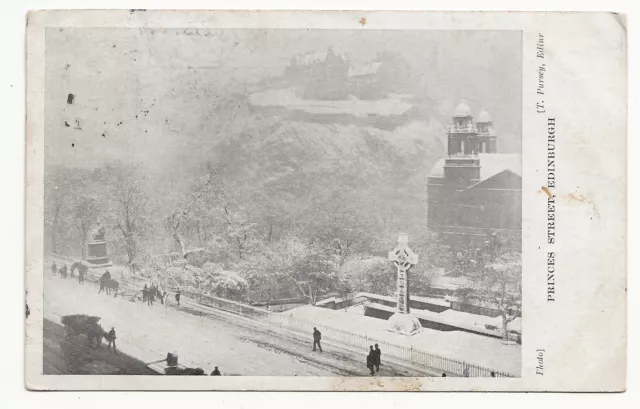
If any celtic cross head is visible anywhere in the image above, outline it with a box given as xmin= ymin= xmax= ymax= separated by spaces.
xmin=388 ymin=234 xmax=418 ymax=272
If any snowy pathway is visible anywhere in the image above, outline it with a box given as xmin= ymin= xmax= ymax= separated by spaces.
xmin=44 ymin=273 xmax=429 ymax=377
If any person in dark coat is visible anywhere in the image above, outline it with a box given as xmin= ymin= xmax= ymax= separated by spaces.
xmin=312 ymin=327 xmax=322 ymax=352
xmin=149 ymin=284 xmax=156 ymax=305
xmin=59 ymin=264 xmax=68 ymax=278
xmin=374 ymin=343 xmax=381 ymax=372
xmin=51 ymin=261 xmax=57 ymax=276
xmin=107 ymin=327 xmax=117 ymax=352
xmin=175 ymin=290 xmax=181 ymax=306
xmin=366 ymin=345 xmax=375 ymax=375
xmin=211 ymin=366 xmax=221 ymax=376
xmin=143 ymin=284 xmax=149 ymax=304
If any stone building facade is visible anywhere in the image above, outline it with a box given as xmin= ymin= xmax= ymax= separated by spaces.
xmin=427 ymin=102 xmax=522 ymax=269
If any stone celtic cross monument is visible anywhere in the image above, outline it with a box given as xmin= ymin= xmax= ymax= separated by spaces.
xmin=387 ymin=233 xmax=422 ymax=335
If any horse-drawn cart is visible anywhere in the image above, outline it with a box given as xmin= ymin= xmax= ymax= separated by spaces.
xmin=61 ymin=314 xmax=107 ymax=347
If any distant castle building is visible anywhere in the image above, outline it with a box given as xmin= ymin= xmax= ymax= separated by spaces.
xmin=427 ymin=102 xmax=522 ymax=269
xmin=285 ymin=49 xmax=349 ymax=82
xmin=284 ymin=49 xmax=415 ymax=100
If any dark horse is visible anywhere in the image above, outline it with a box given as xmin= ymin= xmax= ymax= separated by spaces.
xmin=59 ymin=264 xmax=68 ymax=279
xmin=103 ymin=279 xmax=120 ymax=297
xmin=70 ymin=261 xmax=89 ymax=284
xmin=98 ymin=271 xmax=119 ymax=297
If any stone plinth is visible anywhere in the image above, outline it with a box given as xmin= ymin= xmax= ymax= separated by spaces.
xmin=387 ymin=312 xmax=422 ymax=336
xmin=87 ymin=240 xmax=110 ymax=265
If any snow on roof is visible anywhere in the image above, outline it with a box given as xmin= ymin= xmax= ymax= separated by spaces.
xmin=428 ymin=153 xmax=522 ymax=182
xmin=363 ymin=302 xmax=521 ymax=338
xmin=411 ymin=295 xmax=452 ymax=307
xmin=454 ymin=101 xmax=472 ymax=117
xmin=315 ymin=293 xmax=449 ymax=308
xmin=431 ymin=274 xmax=472 ymax=290
xmin=348 ymin=61 xmax=382 ymax=77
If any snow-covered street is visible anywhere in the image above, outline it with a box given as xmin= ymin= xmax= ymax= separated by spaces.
xmin=43 ymin=272 xmax=431 ymax=376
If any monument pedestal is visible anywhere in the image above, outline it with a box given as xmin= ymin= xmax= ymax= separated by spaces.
xmin=87 ymin=240 xmax=111 ymax=266
xmin=387 ymin=312 xmax=422 ymax=336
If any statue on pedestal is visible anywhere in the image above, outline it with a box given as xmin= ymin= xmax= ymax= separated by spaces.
xmin=87 ymin=221 xmax=111 ymax=266
xmin=387 ymin=233 xmax=422 ymax=335
xmin=93 ymin=224 xmax=106 ymax=241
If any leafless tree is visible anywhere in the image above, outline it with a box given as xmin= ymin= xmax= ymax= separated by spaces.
xmin=108 ymin=163 xmax=149 ymax=271
xmin=68 ymin=191 xmax=100 ymax=260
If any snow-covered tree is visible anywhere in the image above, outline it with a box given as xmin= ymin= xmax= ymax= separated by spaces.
xmin=68 ymin=190 xmax=100 ymax=260
xmin=339 ymin=256 xmax=395 ymax=296
xmin=104 ymin=162 xmax=150 ymax=272
xmin=467 ymin=252 xmax=522 ymax=342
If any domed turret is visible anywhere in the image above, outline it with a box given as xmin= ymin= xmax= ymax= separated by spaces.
xmin=477 ymin=109 xmax=492 ymax=123
xmin=454 ymin=101 xmax=472 ymax=117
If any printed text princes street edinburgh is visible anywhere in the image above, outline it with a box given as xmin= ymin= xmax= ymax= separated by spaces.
xmin=536 ymin=32 xmax=556 ymax=303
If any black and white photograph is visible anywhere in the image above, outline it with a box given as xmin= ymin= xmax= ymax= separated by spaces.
xmin=38 ymin=26 xmax=523 ymax=378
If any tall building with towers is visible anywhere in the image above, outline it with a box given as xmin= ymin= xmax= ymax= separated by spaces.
xmin=427 ymin=102 xmax=522 ymax=270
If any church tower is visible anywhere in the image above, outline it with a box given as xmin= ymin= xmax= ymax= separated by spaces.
xmin=443 ymin=102 xmax=481 ymax=187
xmin=476 ymin=109 xmax=497 ymax=153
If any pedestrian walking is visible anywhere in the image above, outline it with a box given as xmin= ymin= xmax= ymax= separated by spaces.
xmin=149 ymin=284 xmax=156 ymax=305
xmin=211 ymin=366 xmax=221 ymax=376
xmin=107 ymin=327 xmax=117 ymax=352
xmin=175 ymin=290 xmax=181 ymax=306
xmin=374 ymin=343 xmax=381 ymax=372
xmin=51 ymin=261 xmax=57 ymax=276
xmin=366 ymin=345 xmax=375 ymax=375
xmin=157 ymin=285 xmax=165 ymax=305
xmin=312 ymin=327 xmax=322 ymax=352
xmin=143 ymin=284 xmax=149 ymax=305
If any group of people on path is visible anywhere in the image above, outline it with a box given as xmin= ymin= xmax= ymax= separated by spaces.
xmin=51 ymin=261 xmax=87 ymax=284
xmin=367 ymin=344 xmax=382 ymax=375
xmin=141 ymin=284 xmax=181 ymax=307
xmin=311 ymin=327 xmax=383 ymax=376
xmin=142 ymin=283 xmax=164 ymax=306
xmin=51 ymin=261 xmax=67 ymax=278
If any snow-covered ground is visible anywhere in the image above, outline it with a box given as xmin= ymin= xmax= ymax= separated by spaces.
xmin=43 ymin=273 xmax=428 ymax=377
xmin=284 ymin=305 xmax=521 ymax=375
xmin=249 ymin=88 xmax=413 ymax=117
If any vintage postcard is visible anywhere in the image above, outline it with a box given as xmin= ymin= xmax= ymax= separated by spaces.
xmin=25 ymin=10 xmax=626 ymax=391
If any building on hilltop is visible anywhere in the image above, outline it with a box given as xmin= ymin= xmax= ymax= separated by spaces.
xmin=284 ymin=49 xmax=417 ymax=101
xmin=427 ymin=102 xmax=521 ymax=270
xmin=285 ymin=49 xmax=349 ymax=80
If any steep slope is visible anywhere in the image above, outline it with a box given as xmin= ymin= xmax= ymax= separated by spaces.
xmin=207 ymin=114 xmax=446 ymax=233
